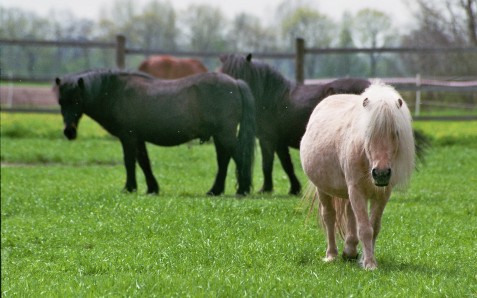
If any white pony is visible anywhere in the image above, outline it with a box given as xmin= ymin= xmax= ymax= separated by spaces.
xmin=300 ymin=80 xmax=415 ymax=270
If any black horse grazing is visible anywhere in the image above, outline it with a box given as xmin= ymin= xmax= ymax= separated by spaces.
xmin=54 ymin=69 xmax=256 ymax=196
xmin=220 ymin=54 xmax=370 ymax=195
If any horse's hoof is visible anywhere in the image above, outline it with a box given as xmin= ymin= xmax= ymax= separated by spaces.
xmin=342 ymin=252 xmax=359 ymax=262
xmin=235 ymin=190 xmax=248 ymax=198
xmin=122 ymin=187 xmax=137 ymax=193
xmin=146 ymin=190 xmax=159 ymax=195
xmin=206 ymin=190 xmax=220 ymax=196
xmin=361 ymin=259 xmax=378 ymax=270
xmin=323 ymin=255 xmax=337 ymax=263
xmin=258 ymin=187 xmax=273 ymax=194
xmin=289 ymin=188 xmax=301 ymax=196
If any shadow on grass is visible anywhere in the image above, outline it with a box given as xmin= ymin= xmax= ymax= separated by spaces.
xmin=377 ymin=257 xmax=460 ymax=277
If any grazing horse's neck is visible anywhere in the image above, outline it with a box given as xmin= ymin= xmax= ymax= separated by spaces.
xmin=251 ymin=66 xmax=293 ymax=107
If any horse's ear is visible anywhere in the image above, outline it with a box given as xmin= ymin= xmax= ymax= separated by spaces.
xmin=397 ymin=98 xmax=403 ymax=108
xmin=363 ymin=97 xmax=369 ymax=107
xmin=55 ymin=78 xmax=61 ymax=86
xmin=246 ymin=53 xmax=252 ymax=62
xmin=324 ymin=87 xmax=335 ymax=97
xmin=78 ymin=78 xmax=85 ymax=89
xmin=219 ymin=54 xmax=227 ymax=63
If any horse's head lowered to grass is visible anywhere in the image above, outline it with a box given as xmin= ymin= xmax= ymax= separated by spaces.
xmin=54 ymin=76 xmax=86 ymax=140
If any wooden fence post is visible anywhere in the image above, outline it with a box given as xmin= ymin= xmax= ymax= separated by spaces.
xmin=116 ymin=34 xmax=126 ymax=69
xmin=415 ymin=73 xmax=421 ymax=116
xmin=295 ymin=38 xmax=305 ymax=84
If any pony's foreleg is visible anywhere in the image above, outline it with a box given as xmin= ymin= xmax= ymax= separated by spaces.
xmin=343 ymin=200 xmax=359 ymax=260
xmin=120 ymin=138 xmax=138 ymax=193
xmin=349 ymin=186 xmax=376 ymax=270
xmin=207 ymin=137 xmax=231 ymax=196
xmin=258 ymin=139 xmax=275 ymax=193
xmin=276 ymin=145 xmax=301 ymax=195
xmin=318 ymin=190 xmax=338 ymax=262
xmin=136 ymin=141 xmax=159 ymax=194
xmin=369 ymin=191 xmax=390 ymax=250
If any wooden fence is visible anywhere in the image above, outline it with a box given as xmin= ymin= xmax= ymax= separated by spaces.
xmin=1 ymin=35 xmax=476 ymax=120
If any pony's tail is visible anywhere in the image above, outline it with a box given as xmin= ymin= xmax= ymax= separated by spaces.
xmin=303 ymin=184 xmax=347 ymax=239
xmin=235 ymin=80 xmax=256 ymax=195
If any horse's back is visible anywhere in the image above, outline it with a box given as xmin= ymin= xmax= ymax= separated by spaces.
xmin=139 ymin=55 xmax=207 ymax=79
xmin=124 ymin=72 xmax=245 ymax=145
xmin=308 ymin=93 xmax=361 ymax=124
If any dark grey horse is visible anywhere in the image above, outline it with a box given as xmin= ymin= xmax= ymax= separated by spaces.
xmin=220 ymin=54 xmax=371 ymax=195
xmin=54 ymin=69 xmax=255 ymax=196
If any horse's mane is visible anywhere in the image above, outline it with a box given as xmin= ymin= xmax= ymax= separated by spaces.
xmin=360 ymin=80 xmax=415 ymax=189
xmin=221 ymin=54 xmax=292 ymax=109
xmin=60 ymin=69 xmax=155 ymax=97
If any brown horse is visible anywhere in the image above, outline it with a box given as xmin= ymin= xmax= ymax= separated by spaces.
xmin=138 ymin=55 xmax=208 ymax=79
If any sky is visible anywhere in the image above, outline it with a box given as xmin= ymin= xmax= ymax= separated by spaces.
xmin=2 ymin=0 xmax=417 ymax=28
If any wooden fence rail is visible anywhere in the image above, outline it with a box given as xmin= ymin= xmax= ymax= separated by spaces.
xmin=1 ymin=35 xmax=476 ymax=120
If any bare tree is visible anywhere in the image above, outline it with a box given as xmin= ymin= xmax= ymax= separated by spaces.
xmin=352 ymin=9 xmax=398 ymax=76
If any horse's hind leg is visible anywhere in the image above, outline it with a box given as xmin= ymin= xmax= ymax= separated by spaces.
xmin=207 ymin=137 xmax=232 ymax=196
xmin=318 ymin=190 xmax=338 ymax=262
xmin=136 ymin=141 xmax=159 ymax=194
xmin=343 ymin=200 xmax=359 ymax=260
xmin=120 ymin=138 xmax=138 ymax=193
xmin=258 ymin=139 xmax=275 ymax=193
xmin=276 ymin=144 xmax=301 ymax=195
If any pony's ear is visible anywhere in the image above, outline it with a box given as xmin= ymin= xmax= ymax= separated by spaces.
xmin=78 ymin=78 xmax=85 ymax=89
xmin=55 ymin=78 xmax=61 ymax=86
xmin=324 ymin=87 xmax=335 ymax=97
xmin=363 ymin=97 xmax=369 ymax=107
xmin=246 ymin=53 xmax=252 ymax=62
xmin=397 ymin=98 xmax=403 ymax=108
xmin=219 ymin=54 xmax=227 ymax=63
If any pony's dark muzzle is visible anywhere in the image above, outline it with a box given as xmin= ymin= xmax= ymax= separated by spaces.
xmin=372 ymin=168 xmax=391 ymax=187
xmin=64 ymin=125 xmax=77 ymax=140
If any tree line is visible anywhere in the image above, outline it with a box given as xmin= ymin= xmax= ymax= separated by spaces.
xmin=1 ymin=0 xmax=476 ymax=79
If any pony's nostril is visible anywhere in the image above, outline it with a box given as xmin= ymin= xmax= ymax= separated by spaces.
xmin=372 ymin=168 xmax=391 ymax=179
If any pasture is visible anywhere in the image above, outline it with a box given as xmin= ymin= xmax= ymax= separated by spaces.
xmin=1 ymin=112 xmax=476 ymax=296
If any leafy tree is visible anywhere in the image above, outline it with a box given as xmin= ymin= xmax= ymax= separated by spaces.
xmin=351 ymin=9 xmax=398 ymax=76
xmin=280 ymin=5 xmax=336 ymax=78
xmin=178 ymin=4 xmax=227 ymax=52
xmin=134 ymin=1 xmax=177 ymax=51
xmin=329 ymin=12 xmax=367 ymax=77
xmin=227 ymin=12 xmax=278 ymax=52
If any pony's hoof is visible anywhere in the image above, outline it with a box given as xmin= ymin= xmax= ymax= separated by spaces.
xmin=236 ymin=188 xmax=249 ymax=197
xmin=206 ymin=190 xmax=221 ymax=196
xmin=235 ymin=193 xmax=246 ymax=199
xmin=323 ymin=255 xmax=337 ymax=263
xmin=342 ymin=252 xmax=359 ymax=262
xmin=122 ymin=187 xmax=137 ymax=193
xmin=362 ymin=259 xmax=378 ymax=270
xmin=258 ymin=188 xmax=273 ymax=194
xmin=289 ymin=188 xmax=301 ymax=196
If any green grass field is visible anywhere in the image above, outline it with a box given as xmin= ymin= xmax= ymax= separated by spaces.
xmin=1 ymin=113 xmax=476 ymax=297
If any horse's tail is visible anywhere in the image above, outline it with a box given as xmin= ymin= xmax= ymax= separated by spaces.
xmin=304 ymin=184 xmax=347 ymax=239
xmin=414 ymin=129 xmax=431 ymax=166
xmin=235 ymin=80 xmax=256 ymax=195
